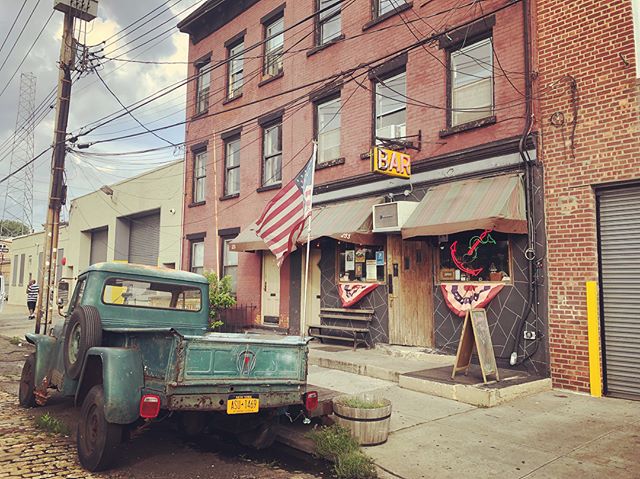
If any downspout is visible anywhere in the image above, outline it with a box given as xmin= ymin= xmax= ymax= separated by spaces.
xmin=511 ymin=0 xmax=539 ymax=366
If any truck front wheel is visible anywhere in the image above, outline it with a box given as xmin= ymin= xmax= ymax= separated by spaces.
xmin=18 ymin=353 xmax=36 ymax=408
xmin=77 ymin=385 xmax=122 ymax=472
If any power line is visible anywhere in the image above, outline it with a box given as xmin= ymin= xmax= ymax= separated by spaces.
xmin=0 ymin=0 xmax=29 ymax=58
xmin=0 ymin=0 xmax=44 ymax=76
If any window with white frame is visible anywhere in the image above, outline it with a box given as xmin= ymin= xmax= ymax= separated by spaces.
xmin=195 ymin=60 xmax=210 ymax=114
xmin=375 ymin=71 xmax=406 ymax=143
xmin=190 ymin=241 xmax=204 ymax=275
xmin=193 ymin=150 xmax=206 ymax=203
xmin=264 ymin=15 xmax=284 ymax=77
xmin=317 ymin=0 xmax=341 ymax=45
xmin=376 ymin=0 xmax=407 ymax=17
xmin=227 ymin=41 xmax=244 ymax=98
xmin=262 ymin=121 xmax=282 ymax=186
xmin=222 ymin=238 xmax=238 ymax=294
xmin=224 ymin=137 xmax=240 ymax=196
xmin=450 ymin=37 xmax=494 ymax=127
xmin=316 ymin=96 xmax=341 ymax=164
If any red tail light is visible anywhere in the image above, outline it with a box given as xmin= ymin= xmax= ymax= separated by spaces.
xmin=304 ymin=391 xmax=319 ymax=411
xmin=139 ymin=394 xmax=161 ymax=419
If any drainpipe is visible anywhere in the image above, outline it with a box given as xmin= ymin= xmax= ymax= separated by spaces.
xmin=511 ymin=0 xmax=539 ymax=366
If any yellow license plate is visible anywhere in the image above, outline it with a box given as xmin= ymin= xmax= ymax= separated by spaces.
xmin=227 ymin=394 xmax=259 ymax=414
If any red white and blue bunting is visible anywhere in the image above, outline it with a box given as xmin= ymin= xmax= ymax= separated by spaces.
xmin=337 ymin=283 xmax=379 ymax=308
xmin=440 ymin=283 xmax=504 ymax=318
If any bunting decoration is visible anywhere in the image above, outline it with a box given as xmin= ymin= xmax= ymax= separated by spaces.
xmin=440 ymin=283 xmax=504 ymax=318
xmin=337 ymin=283 xmax=379 ymax=308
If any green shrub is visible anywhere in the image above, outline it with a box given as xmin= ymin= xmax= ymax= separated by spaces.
xmin=203 ymin=272 xmax=236 ymax=330
xmin=335 ymin=451 xmax=377 ymax=479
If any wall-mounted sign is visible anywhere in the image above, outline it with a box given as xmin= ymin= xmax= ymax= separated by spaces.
xmin=371 ymin=147 xmax=411 ymax=179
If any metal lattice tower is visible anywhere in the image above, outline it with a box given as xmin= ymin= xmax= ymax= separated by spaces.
xmin=1 ymin=72 xmax=37 ymax=237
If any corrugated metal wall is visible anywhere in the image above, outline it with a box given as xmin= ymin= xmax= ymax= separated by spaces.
xmin=128 ymin=212 xmax=160 ymax=266
xmin=90 ymin=229 xmax=108 ymax=265
xmin=599 ymin=186 xmax=640 ymax=399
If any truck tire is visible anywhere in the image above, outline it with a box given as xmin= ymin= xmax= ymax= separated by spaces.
xmin=236 ymin=416 xmax=279 ymax=449
xmin=77 ymin=385 xmax=122 ymax=472
xmin=64 ymin=306 xmax=102 ymax=380
xmin=18 ymin=353 xmax=36 ymax=408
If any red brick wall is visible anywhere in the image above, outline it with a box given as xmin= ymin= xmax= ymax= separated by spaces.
xmin=537 ymin=0 xmax=639 ymax=392
xmin=181 ymin=0 xmax=529 ymax=321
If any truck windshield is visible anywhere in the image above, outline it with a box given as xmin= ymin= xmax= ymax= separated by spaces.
xmin=102 ymin=277 xmax=202 ymax=312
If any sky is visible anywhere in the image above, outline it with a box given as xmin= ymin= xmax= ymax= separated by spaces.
xmin=0 ymin=0 xmax=203 ymax=231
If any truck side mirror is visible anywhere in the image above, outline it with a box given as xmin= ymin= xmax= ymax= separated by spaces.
xmin=57 ymin=297 xmax=66 ymax=316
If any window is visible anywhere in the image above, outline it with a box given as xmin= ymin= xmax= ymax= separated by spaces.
xmin=375 ymin=71 xmax=406 ymax=143
xmin=316 ymin=96 xmax=341 ymax=164
xmin=338 ymin=243 xmax=385 ymax=283
xmin=19 ymin=253 xmax=25 ymax=286
xmin=437 ymin=230 xmax=511 ymax=283
xmin=190 ymin=241 xmax=204 ymax=275
xmin=376 ymin=0 xmax=408 ymax=17
xmin=222 ymin=239 xmax=239 ymax=294
xmin=317 ymin=0 xmax=341 ymax=45
xmin=262 ymin=121 xmax=282 ymax=186
xmin=450 ymin=37 xmax=494 ymax=127
xmin=69 ymin=277 xmax=86 ymax=314
xmin=193 ymin=150 xmax=206 ymax=203
xmin=227 ymin=41 xmax=244 ymax=98
xmin=195 ymin=60 xmax=211 ymax=114
xmin=11 ymin=254 xmax=17 ymax=286
xmin=102 ymin=277 xmax=202 ymax=311
xmin=224 ymin=137 xmax=241 ymax=196
xmin=264 ymin=15 xmax=284 ymax=77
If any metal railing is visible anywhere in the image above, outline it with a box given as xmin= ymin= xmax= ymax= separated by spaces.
xmin=217 ymin=303 xmax=257 ymax=333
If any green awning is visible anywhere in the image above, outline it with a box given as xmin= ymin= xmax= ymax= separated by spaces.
xmin=305 ymin=197 xmax=383 ymax=245
xmin=402 ymin=174 xmax=527 ymax=238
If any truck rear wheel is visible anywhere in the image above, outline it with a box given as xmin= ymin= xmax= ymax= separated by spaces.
xmin=236 ymin=416 xmax=279 ymax=449
xmin=18 ymin=353 xmax=36 ymax=408
xmin=64 ymin=306 xmax=102 ymax=379
xmin=77 ymin=385 xmax=122 ymax=472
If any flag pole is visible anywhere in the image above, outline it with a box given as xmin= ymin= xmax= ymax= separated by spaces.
xmin=301 ymin=142 xmax=317 ymax=338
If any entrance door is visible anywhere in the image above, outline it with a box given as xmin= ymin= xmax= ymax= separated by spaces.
xmin=598 ymin=186 xmax=640 ymax=399
xmin=301 ymin=248 xmax=322 ymax=333
xmin=261 ymin=253 xmax=280 ymax=324
xmin=387 ymin=236 xmax=433 ymax=347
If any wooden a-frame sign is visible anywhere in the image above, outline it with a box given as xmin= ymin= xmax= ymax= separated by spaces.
xmin=451 ymin=308 xmax=500 ymax=383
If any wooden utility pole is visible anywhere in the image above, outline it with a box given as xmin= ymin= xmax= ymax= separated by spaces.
xmin=35 ymin=1 xmax=98 ymax=334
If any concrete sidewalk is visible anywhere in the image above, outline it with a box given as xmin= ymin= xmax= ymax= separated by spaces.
xmin=307 ymin=364 xmax=640 ymax=479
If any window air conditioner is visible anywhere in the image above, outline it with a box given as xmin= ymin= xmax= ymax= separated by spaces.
xmin=376 ymin=124 xmax=406 ymax=141
xmin=372 ymin=201 xmax=419 ymax=232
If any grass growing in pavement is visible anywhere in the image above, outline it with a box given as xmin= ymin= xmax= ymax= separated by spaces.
xmin=9 ymin=337 xmax=21 ymax=345
xmin=35 ymin=413 xmax=70 ymax=436
xmin=308 ymin=425 xmax=377 ymax=479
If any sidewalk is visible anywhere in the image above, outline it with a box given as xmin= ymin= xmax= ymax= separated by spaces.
xmin=306 ymin=362 xmax=640 ymax=479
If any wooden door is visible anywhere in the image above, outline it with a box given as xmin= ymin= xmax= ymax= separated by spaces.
xmin=387 ymin=235 xmax=433 ymax=346
xmin=301 ymin=248 xmax=322 ymax=332
xmin=261 ymin=253 xmax=280 ymax=324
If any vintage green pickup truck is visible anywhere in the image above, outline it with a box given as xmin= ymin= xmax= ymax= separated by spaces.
xmin=19 ymin=263 xmax=317 ymax=471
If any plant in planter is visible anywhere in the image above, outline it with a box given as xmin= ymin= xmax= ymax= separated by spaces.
xmin=332 ymin=394 xmax=392 ymax=446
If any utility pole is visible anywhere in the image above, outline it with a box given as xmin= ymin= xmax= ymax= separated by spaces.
xmin=35 ymin=1 xmax=98 ymax=334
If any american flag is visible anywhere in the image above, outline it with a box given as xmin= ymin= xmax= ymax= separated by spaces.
xmin=255 ymin=147 xmax=316 ymax=267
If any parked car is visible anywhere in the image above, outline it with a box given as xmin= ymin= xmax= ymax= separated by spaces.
xmin=19 ymin=263 xmax=317 ymax=471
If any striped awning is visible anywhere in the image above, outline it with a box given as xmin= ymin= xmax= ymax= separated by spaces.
xmin=230 ymin=196 xmax=382 ymax=252
xmin=402 ymin=174 xmax=527 ymax=238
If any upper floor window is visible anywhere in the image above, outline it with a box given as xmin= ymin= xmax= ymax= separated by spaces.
xmin=190 ymin=240 xmax=204 ymax=275
xmin=224 ymin=136 xmax=241 ymax=196
xmin=195 ymin=59 xmax=211 ymax=114
xmin=376 ymin=0 xmax=408 ymax=17
xmin=374 ymin=70 xmax=406 ymax=144
xmin=193 ymin=150 xmax=207 ymax=203
xmin=227 ymin=41 xmax=244 ymax=99
xmin=450 ymin=37 xmax=494 ymax=127
xmin=262 ymin=121 xmax=282 ymax=186
xmin=317 ymin=0 xmax=341 ymax=46
xmin=264 ymin=15 xmax=284 ymax=77
xmin=316 ymin=96 xmax=341 ymax=164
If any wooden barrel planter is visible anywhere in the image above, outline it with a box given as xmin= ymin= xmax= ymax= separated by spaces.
xmin=332 ymin=395 xmax=392 ymax=446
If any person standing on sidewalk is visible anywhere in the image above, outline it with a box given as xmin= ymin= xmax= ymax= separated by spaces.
xmin=26 ymin=280 xmax=38 ymax=319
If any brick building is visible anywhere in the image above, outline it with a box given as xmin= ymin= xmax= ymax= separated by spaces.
xmin=178 ymin=0 xmax=548 ymax=373
xmin=536 ymin=0 xmax=640 ymax=397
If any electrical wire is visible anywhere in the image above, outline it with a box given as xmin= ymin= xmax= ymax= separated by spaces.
xmin=0 ymin=0 xmax=29 ymax=58
xmin=0 ymin=0 xmax=44 ymax=76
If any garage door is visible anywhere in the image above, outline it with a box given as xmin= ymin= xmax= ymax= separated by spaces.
xmin=598 ymin=186 xmax=640 ymax=400
xmin=90 ymin=229 xmax=108 ymax=265
xmin=128 ymin=212 xmax=160 ymax=266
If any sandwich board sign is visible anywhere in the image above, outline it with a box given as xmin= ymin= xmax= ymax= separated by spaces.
xmin=451 ymin=308 xmax=500 ymax=383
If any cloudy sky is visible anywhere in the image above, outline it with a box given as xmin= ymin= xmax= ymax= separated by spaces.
xmin=0 ymin=0 xmax=203 ymax=230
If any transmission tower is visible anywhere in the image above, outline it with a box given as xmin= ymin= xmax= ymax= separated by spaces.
xmin=1 ymin=72 xmax=37 ymax=237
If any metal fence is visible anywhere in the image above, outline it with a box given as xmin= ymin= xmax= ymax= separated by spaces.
xmin=217 ymin=303 xmax=257 ymax=333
